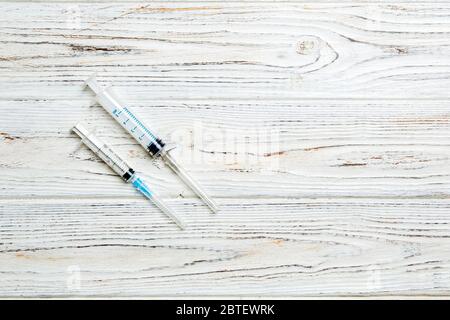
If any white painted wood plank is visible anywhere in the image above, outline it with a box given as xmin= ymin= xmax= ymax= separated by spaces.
xmin=7 ymin=1 xmax=447 ymax=3
xmin=1 ymin=99 xmax=449 ymax=199
xmin=2 ymin=3 xmax=450 ymax=99
xmin=1 ymin=198 xmax=450 ymax=297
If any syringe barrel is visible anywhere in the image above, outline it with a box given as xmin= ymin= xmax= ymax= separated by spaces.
xmin=72 ymin=123 xmax=135 ymax=181
xmin=85 ymin=75 xmax=166 ymax=157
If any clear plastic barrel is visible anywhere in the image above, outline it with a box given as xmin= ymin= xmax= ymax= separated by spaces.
xmin=72 ymin=123 xmax=132 ymax=179
xmin=85 ymin=75 xmax=164 ymax=156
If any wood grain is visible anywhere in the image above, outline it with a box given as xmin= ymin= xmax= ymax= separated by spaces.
xmin=1 ymin=99 xmax=450 ymax=199
xmin=2 ymin=3 xmax=450 ymax=99
xmin=1 ymin=198 xmax=450 ymax=297
xmin=1 ymin=2 xmax=450 ymax=297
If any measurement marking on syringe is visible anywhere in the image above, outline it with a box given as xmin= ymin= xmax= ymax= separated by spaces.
xmin=123 ymin=108 xmax=158 ymax=141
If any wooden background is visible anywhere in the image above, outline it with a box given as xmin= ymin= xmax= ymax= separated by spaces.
xmin=1 ymin=1 xmax=450 ymax=297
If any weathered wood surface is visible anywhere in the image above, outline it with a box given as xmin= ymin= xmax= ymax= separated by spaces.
xmin=1 ymin=2 xmax=450 ymax=297
xmin=1 ymin=99 xmax=450 ymax=199
xmin=2 ymin=3 xmax=450 ymax=99
xmin=2 ymin=198 xmax=450 ymax=297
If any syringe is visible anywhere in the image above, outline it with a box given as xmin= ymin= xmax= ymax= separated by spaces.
xmin=85 ymin=75 xmax=219 ymax=213
xmin=72 ymin=123 xmax=186 ymax=229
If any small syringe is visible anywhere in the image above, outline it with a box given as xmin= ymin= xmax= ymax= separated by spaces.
xmin=72 ymin=123 xmax=185 ymax=229
xmin=85 ymin=75 xmax=219 ymax=213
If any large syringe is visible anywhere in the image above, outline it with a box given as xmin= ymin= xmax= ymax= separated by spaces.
xmin=85 ymin=75 xmax=219 ymax=213
xmin=72 ymin=123 xmax=185 ymax=229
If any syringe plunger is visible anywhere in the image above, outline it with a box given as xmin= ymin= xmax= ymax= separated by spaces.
xmin=72 ymin=123 xmax=134 ymax=181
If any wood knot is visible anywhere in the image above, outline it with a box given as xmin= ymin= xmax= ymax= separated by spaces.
xmin=295 ymin=40 xmax=316 ymax=55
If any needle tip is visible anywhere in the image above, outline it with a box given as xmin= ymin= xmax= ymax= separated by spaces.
xmin=207 ymin=200 xmax=220 ymax=214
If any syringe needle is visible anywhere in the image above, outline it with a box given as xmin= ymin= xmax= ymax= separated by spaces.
xmin=131 ymin=176 xmax=186 ymax=229
xmin=160 ymin=150 xmax=219 ymax=214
